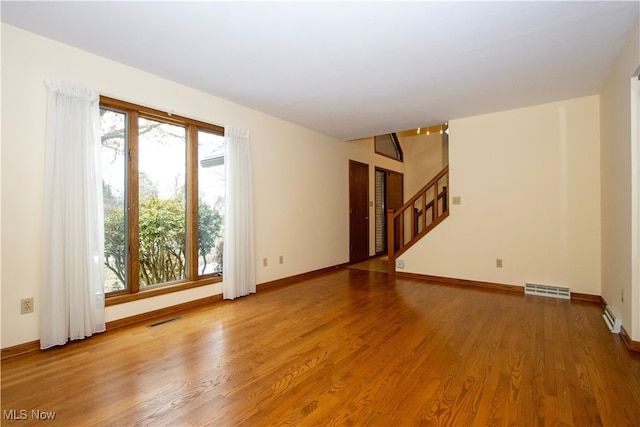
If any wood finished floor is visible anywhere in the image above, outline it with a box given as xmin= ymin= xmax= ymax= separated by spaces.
xmin=348 ymin=257 xmax=389 ymax=274
xmin=2 ymin=269 xmax=640 ymax=426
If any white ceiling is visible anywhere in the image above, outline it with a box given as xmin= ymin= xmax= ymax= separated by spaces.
xmin=2 ymin=1 xmax=638 ymax=140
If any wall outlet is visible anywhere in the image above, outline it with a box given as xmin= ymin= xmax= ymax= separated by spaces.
xmin=263 ymin=258 xmax=268 ymax=267
xmin=21 ymin=298 xmax=34 ymax=314
xmin=452 ymin=196 xmax=462 ymax=205
xmin=496 ymin=259 xmax=503 ymax=268
xmin=395 ymin=259 xmax=405 ymax=269
xmin=279 ymin=255 xmax=284 ymax=264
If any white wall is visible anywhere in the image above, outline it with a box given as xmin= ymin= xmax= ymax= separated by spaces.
xmin=401 ymin=132 xmax=447 ymax=198
xmin=1 ymin=24 xmax=349 ymax=349
xmin=600 ymin=16 xmax=640 ymax=341
xmin=401 ymin=96 xmax=602 ymax=296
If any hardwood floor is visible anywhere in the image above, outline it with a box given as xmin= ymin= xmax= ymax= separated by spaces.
xmin=348 ymin=256 xmax=388 ymax=273
xmin=2 ymin=269 xmax=640 ymax=426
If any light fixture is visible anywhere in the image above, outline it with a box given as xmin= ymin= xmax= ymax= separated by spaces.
xmin=417 ymin=127 xmax=421 ymax=135
xmin=440 ymin=125 xmax=443 ymax=135
xmin=426 ymin=127 xmax=430 ymax=135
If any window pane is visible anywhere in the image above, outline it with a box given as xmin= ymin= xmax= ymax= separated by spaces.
xmin=101 ymin=108 xmax=127 ymax=293
xmin=374 ymin=133 xmax=403 ymax=161
xmin=197 ymin=130 xmax=225 ymax=276
xmin=138 ymin=117 xmax=187 ymax=286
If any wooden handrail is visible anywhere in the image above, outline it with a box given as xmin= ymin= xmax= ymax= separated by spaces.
xmin=387 ymin=165 xmax=449 ymax=274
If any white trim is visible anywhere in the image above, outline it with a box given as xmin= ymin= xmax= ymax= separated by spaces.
xmin=631 ymin=75 xmax=640 ymax=341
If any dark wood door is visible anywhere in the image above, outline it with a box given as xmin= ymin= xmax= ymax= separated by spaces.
xmin=349 ymin=160 xmax=369 ymax=264
xmin=386 ymin=171 xmax=403 ymax=212
xmin=386 ymin=170 xmax=404 ymax=252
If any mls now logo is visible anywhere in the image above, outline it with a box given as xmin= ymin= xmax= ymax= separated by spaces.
xmin=4 ymin=409 xmax=56 ymax=420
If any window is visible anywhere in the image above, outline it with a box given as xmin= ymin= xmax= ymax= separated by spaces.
xmin=374 ymin=133 xmax=403 ymax=161
xmin=100 ymin=97 xmax=224 ymax=303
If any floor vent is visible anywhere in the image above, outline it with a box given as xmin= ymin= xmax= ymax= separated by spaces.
xmin=524 ymin=283 xmax=570 ymax=300
xmin=147 ymin=316 xmax=182 ymax=328
xmin=602 ymin=305 xmax=622 ymax=334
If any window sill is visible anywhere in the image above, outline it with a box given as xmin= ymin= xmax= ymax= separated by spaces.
xmin=105 ymin=276 xmax=222 ymax=306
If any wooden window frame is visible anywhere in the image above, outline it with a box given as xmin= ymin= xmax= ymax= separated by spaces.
xmin=100 ymin=96 xmax=224 ymax=306
xmin=374 ymin=133 xmax=404 ymax=162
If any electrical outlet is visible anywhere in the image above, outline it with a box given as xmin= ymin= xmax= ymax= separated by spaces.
xmin=263 ymin=258 xmax=268 ymax=267
xmin=496 ymin=259 xmax=503 ymax=268
xmin=279 ymin=255 xmax=283 ymax=264
xmin=21 ymin=298 xmax=34 ymax=314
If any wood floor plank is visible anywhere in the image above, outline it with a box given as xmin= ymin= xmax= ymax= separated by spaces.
xmin=2 ymin=269 xmax=640 ymax=426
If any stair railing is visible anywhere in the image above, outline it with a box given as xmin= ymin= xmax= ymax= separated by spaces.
xmin=387 ymin=165 xmax=449 ymax=273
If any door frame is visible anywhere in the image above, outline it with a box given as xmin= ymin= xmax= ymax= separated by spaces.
xmin=374 ymin=167 xmax=404 ymax=255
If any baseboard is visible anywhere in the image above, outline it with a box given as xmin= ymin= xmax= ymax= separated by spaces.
xmin=110 ymin=263 xmax=350 ymax=328
xmin=395 ymin=272 xmax=524 ymax=294
xmin=1 ymin=263 xmax=349 ymax=360
xmin=400 ymin=273 xmax=640 ymax=353
xmin=105 ymin=294 xmax=224 ymax=330
xmin=1 ymin=294 xmax=225 ymax=361
xmin=396 ymin=272 xmax=602 ymax=304
xmin=570 ymin=292 xmax=601 ymax=303
xmin=620 ymin=326 xmax=640 ymax=352
xmin=1 ymin=340 xmax=40 ymax=361
xmin=257 ymin=263 xmax=350 ymax=292
xmin=599 ymin=295 xmax=607 ymax=310
xmin=6 ymin=265 xmax=618 ymax=359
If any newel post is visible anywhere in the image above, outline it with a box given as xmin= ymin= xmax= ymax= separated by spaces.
xmin=387 ymin=208 xmax=396 ymax=275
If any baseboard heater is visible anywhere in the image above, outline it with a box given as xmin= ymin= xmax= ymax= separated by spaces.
xmin=602 ymin=305 xmax=622 ymax=334
xmin=524 ymin=283 xmax=571 ymax=300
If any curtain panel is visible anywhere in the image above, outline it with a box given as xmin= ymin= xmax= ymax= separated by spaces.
xmin=40 ymin=79 xmax=105 ymax=349
xmin=222 ymin=126 xmax=256 ymax=300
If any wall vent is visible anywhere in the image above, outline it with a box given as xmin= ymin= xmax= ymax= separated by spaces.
xmin=524 ymin=283 xmax=570 ymax=300
xmin=602 ymin=305 xmax=622 ymax=334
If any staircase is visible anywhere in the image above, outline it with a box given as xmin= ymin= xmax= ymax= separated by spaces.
xmin=387 ymin=165 xmax=449 ymax=273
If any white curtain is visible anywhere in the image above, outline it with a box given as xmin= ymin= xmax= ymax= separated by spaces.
xmin=223 ymin=126 xmax=256 ymax=299
xmin=40 ymin=79 xmax=105 ymax=349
